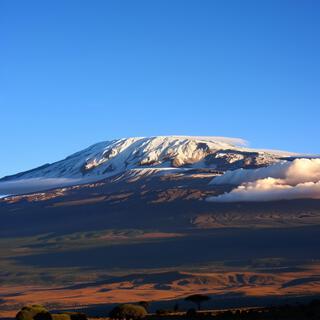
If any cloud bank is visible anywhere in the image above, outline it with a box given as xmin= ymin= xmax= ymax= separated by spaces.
xmin=0 ymin=178 xmax=84 ymax=196
xmin=208 ymin=158 xmax=320 ymax=202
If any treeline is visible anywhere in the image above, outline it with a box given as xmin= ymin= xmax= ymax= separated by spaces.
xmin=152 ymin=299 xmax=320 ymax=320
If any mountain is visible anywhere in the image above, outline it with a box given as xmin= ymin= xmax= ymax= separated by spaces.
xmin=1 ymin=136 xmax=320 ymax=317
xmin=0 ymin=136 xmax=295 ymax=195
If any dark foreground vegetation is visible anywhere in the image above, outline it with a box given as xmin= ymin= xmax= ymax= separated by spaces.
xmin=14 ymin=298 xmax=320 ymax=320
xmin=15 ymin=305 xmax=87 ymax=320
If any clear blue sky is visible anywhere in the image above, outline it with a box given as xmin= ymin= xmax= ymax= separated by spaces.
xmin=1 ymin=0 xmax=319 ymax=178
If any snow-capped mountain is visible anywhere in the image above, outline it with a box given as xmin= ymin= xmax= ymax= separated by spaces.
xmin=0 ymin=136 xmax=296 ymax=195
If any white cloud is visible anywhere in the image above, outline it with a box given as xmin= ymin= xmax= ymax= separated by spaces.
xmin=0 ymin=178 xmax=84 ymax=196
xmin=207 ymin=136 xmax=248 ymax=146
xmin=210 ymin=161 xmax=290 ymax=185
xmin=208 ymin=158 xmax=320 ymax=202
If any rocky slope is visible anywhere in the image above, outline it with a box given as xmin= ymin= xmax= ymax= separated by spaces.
xmin=0 ymin=136 xmax=295 ymax=195
xmin=1 ymin=137 xmax=320 ymax=317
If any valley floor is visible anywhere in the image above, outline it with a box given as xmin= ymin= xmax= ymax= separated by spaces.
xmin=1 ymin=226 xmax=320 ymax=317
xmin=1 ymin=263 xmax=320 ymax=317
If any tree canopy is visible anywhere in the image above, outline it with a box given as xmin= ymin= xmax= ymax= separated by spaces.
xmin=109 ymin=304 xmax=147 ymax=320
xmin=184 ymin=294 xmax=210 ymax=310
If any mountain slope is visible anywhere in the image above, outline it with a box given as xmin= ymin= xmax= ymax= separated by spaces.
xmin=0 ymin=136 xmax=295 ymax=195
xmin=1 ymin=136 xmax=320 ymax=316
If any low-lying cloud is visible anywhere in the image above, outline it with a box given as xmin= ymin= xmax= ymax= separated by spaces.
xmin=208 ymin=158 xmax=320 ymax=202
xmin=0 ymin=177 xmax=84 ymax=196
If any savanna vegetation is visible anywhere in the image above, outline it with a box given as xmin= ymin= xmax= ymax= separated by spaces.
xmin=109 ymin=304 xmax=147 ymax=319
xmin=184 ymin=294 xmax=210 ymax=311
xmin=15 ymin=305 xmax=87 ymax=320
xmin=14 ymin=299 xmax=320 ymax=320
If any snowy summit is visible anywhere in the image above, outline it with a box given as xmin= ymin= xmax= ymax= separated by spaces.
xmin=0 ymin=136 xmax=297 ymax=195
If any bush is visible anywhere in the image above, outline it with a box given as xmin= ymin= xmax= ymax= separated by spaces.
xmin=109 ymin=304 xmax=147 ymax=320
xmin=16 ymin=305 xmax=49 ymax=320
xmin=15 ymin=305 xmax=88 ymax=320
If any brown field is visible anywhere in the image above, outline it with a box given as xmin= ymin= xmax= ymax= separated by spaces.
xmin=1 ymin=178 xmax=320 ymax=318
xmin=1 ymin=263 xmax=320 ymax=318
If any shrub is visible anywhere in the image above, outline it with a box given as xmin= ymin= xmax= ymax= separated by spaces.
xmin=16 ymin=305 xmax=49 ymax=320
xmin=109 ymin=304 xmax=147 ymax=320
xmin=15 ymin=305 xmax=88 ymax=320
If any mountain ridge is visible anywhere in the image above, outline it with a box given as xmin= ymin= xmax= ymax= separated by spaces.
xmin=0 ymin=136 xmax=298 ymax=196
